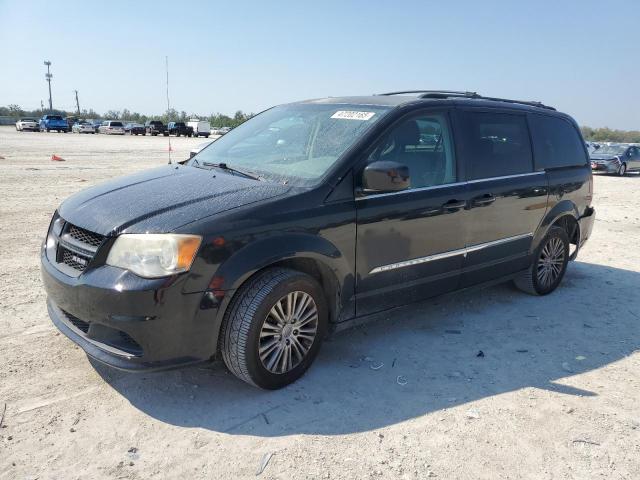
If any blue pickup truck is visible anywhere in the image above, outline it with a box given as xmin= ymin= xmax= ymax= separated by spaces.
xmin=40 ymin=115 xmax=69 ymax=133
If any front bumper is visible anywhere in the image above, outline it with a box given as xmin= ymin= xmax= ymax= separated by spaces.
xmin=41 ymin=251 xmax=223 ymax=371
xmin=591 ymin=161 xmax=618 ymax=173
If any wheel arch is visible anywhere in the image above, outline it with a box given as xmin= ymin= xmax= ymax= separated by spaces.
xmin=212 ymin=233 xmax=354 ymax=328
xmin=533 ymin=200 xmax=580 ymax=257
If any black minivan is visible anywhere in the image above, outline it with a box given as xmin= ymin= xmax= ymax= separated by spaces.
xmin=41 ymin=91 xmax=595 ymax=389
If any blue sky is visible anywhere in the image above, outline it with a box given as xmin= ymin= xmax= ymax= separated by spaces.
xmin=1 ymin=0 xmax=639 ymax=129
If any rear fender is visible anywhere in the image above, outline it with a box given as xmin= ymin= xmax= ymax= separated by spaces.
xmin=532 ymin=200 xmax=579 ymax=252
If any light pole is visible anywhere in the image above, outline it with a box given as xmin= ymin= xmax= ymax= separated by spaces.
xmin=74 ymin=90 xmax=80 ymax=116
xmin=44 ymin=61 xmax=53 ymax=111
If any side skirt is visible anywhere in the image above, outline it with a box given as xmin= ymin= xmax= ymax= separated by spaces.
xmin=329 ymin=269 xmax=527 ymax=335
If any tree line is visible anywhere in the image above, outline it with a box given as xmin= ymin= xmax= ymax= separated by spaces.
xmin=580 ymin=126 xmax=640 ymax=143
xmin=0 ymin=104 xmax=254 ymax=128
xmin=2 ymin=104 xmax=639 ymax=141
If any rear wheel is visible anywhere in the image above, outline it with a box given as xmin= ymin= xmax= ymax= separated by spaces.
xmin=220 ymin=268 xmax=327 ymax=389
xmin=514 ymin=226 xmax=569 ymax=295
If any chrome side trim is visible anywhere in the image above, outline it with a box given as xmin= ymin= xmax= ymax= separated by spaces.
xmin=368 ymin=232 xmax=534 ymax=275
xmin=369 ymin=247 xmax=467 ymax=274
xmin=465 ymin=232 xmax=533 ymax=253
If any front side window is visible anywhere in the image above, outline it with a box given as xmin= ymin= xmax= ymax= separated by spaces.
xmin=459 ymin=112 xmax=533 ymax=180
xmin=366 ymin=113 xmax=456 ymax=188
xmin=190 ymin=104 xmax=390 ymax=185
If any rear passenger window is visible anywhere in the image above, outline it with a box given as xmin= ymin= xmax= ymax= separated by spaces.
xmin=458 ymin=112 xmax=533 ymax=180
xmin=529 ymin=114 xmax=587 ymax=169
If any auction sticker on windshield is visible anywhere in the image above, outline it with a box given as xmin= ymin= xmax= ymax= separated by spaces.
xmin=331 ymin=111 xmax=376 ymax=121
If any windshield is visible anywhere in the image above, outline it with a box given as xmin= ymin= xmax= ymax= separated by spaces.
xmin=49 ymin=115 xmax=63 ymax=120
xmin=22 ymin=118 xmax=36 ymax=122
xmin=594 ymin=145 xmax=627 ymax=155
xmin=189 ymin=103 xmax=390 ymax=185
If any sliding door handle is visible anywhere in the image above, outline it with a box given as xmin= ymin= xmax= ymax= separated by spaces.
xmin=442 ymin=199 xmax=466 ymax=211
xmin=471 ymin=194 xmax=496 ymax=207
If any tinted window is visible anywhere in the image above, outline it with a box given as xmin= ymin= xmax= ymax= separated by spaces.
xmin=111 ymin=122 xmax=123 ymax=127
xmin=529 ymin=114 xmax=587 ymax=169
xmin=367 ymin=113 xmax=456 ymax=188
xmin=458 ymin=112 xmax=533 ymax=180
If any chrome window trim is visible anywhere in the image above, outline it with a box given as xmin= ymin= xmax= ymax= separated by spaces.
xmin=369 ymin=232 xmax=533 ymax=275
xmin=356 ymin=181 xmax=467 ymax=201
xmin=467 ymin=171 xmax=545 ymax=184
xmin=357 ymin=171 xmax=546 ymax=201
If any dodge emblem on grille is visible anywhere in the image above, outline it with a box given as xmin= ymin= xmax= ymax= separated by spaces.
xmin=71 ymin=255 xmax=88 ymax=266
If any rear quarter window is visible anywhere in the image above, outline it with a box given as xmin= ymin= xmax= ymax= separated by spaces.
xmin=529 ymin=114 xmax=587 ymax=169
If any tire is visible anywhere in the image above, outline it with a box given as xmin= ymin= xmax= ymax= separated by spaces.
xmin=514 ymin=226 xmax=569 ymax=296
xmin=46 ymin=128 xmax=50 ymax=132
xmin=618 ymin=163 xmax=627 ymax=176
xmin=220 ymin=268 xmax=328 ymax=389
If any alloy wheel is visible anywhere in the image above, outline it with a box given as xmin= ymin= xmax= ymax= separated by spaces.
xmin=537 ymin=237 xmax=565 ymax=288
xmin=619 ymin=164 xmax=626 ymax=176
xmin=258 ymin=291 xmax=318 ymax=374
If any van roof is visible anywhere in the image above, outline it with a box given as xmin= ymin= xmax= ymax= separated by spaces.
xmin=299 ymin=90 xmax=563 ymax=115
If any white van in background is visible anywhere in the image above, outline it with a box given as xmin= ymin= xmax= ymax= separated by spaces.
xmin=187 ymin=119 xmax=211 ymax=138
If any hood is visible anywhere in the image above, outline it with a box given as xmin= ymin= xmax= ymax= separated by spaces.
xmin=58 ymin=165 xmax=291 ymax=235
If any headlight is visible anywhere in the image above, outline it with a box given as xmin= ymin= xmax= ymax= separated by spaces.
xmin=106 ymin=234 xmax=202 ymax=278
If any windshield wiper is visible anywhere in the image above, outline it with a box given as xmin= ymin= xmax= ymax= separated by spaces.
xmin=202 ymin=162 xmax=262 ymax=181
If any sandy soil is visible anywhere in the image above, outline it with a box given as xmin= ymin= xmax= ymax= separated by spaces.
xmin=0 ymin=126 xmax=638 ymax=479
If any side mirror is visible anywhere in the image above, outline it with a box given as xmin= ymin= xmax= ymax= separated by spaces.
xmin=362 ymin=161 xmax=410 ymax=193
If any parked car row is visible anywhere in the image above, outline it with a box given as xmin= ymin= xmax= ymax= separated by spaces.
xmin=15 ymin=117 xmax=222 ymax=138
xmin=590 ymin=143 xmax=640 ymax=176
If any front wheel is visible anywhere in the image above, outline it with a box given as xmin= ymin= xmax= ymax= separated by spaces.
xmin=618 ymin=163 xmax=627 ymax=176
xmin=514 ymin=226 xmax=569 ymax=295
xmin=220 ymin=268 xmax=328 ymax=389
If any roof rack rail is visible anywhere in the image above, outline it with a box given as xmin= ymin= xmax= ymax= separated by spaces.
xmin=379 ymin=90 xmax=479 ymax=98
xmin=377 ymin=90 xmax=556 ymax=111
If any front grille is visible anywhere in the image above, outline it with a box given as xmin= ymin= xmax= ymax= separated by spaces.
xmin=53 ymin=220 xmax=105 ymax=276
xmin=61 ymin=249 xmax=91 ymax=271
xmin=68 ymin=225 xmax=104 ymax=248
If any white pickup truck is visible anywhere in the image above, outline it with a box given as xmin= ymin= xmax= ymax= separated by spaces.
xmin=186 ymin=119 xmax=210 ymax=138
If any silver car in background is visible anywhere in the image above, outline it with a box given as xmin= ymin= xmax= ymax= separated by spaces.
xmin=98 ymin=120 xmax=125 ymax=135
xmin=72 ymin=121 xmax=96 ymax=134
xmin=590 ymin=144 xmax=640 ymax=176
xmin=15 ymin=118 xmax=40 ymax=131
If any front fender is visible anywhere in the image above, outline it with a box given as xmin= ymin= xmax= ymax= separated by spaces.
xmin=215 ymin=233 xmax=352 ymax=293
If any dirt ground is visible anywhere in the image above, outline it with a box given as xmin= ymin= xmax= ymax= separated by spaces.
xmin=0 ymin=125 xmax=638 ymax=480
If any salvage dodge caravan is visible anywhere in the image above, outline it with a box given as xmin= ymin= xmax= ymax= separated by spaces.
xmin=42 ymin=91 xmax=595 ymax=389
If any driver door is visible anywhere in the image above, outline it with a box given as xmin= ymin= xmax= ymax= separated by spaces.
xmin=354 ymin=109 xmax=469 ymax=316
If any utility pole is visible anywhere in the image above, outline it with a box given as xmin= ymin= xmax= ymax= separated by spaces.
xmin=40 ymin=100 xmax=44 ymax=112
xmin=44 ymin=61 xmax=53 ymax=111
xmin=74 ymin=90 xmax=80 ymax=116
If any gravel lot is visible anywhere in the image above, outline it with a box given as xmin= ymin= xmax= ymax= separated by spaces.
xmin=0 ymin=126 xmax=639 ymax=480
